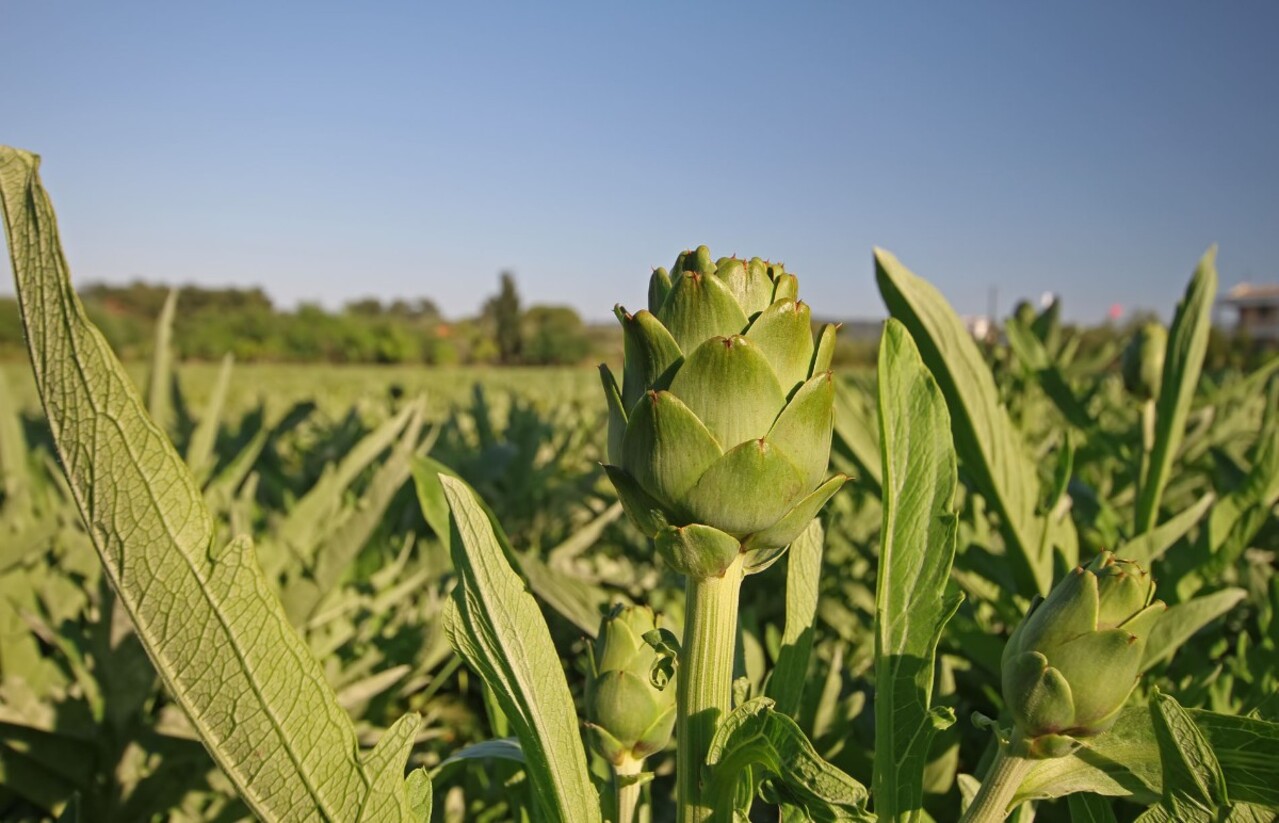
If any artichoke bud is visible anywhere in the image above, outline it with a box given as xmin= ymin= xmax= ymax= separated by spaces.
xmin=600 ymin=246 xmax=846 ymax=579
xmin=1001 ymin=551 xmax=1165 ymax=757
xmin=585 ymin=605 xmax=677 ymax=765
xmin=1121 ymin=322 xmax=1166 ymax=401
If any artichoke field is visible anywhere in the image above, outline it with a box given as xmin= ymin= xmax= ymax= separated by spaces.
xmin=2 ymin=145 xmax=1278 ymax=823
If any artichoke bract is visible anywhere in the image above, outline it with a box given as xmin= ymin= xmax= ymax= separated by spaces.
xmin=1121 ymin=322 xmax=1167 ymax=401
xmin=1001 ymin=552 xmax=1165 ymax=758
xmin=585 ymin=605 xmax=676 ymax=766
xmin=600 ymin=246 xmax=844 ymax=580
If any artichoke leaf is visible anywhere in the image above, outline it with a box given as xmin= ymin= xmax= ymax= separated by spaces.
xmin=745 ymin=298 xmax=815 ymax=394
xmin=683 ymin=439 xmax=805 ymax=537
xmin=668 ymin=335 xmax=786 ymax=449
xmin=622 ymin=391 xmax=723 ymax=513
xmin=658 ymin=269 xmax=750 ymax=354
xmin=766 ymin=372 xmax=836 ymax=489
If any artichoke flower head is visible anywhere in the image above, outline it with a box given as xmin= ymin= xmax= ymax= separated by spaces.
xmin=600 ymin=246 xmax=845 ymax=579
xmin=1002 ymin=551 xmax=1165 ymax=758
xmin=585 ymin=604 xmax=677 ymax=765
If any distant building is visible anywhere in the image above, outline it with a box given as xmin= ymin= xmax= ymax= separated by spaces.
xmin=1223 ymin=283 xmax=1279 ymax=342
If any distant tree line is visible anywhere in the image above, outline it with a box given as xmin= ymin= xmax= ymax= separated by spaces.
xmin=0 ymin=272 xmax=614 ymax=366
xmin=1 ymin=277 xmax=1269 ymax=371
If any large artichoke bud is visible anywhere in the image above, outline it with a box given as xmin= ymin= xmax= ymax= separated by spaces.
xmin=1121 ymin=322 xmax=1166 ymax=401
xmin=585 ymin=605 xmax=677 ymax=765
xmin=600 ymin=246 xmax=845 ymax=579
xmin=1001 ymin=552 xmax=1164 ymax=758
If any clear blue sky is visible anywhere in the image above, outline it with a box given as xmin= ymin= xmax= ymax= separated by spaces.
xmin=3 ymin=1 xmax=1277 ymax=323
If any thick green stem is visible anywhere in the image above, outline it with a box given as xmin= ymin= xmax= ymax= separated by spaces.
xmin=960 ymin=738 xmax=1035 ymax=823
xmin=676 ymin=555 xmax=745 ymax=823
xmin=614 ymin=755 xmax=643 ymax=823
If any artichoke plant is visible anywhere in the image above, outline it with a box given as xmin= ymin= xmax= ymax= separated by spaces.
xmin=585 ymin=604 xmax=677 ymax=823
xmin=1001 ymin=551 xmax=1165 ymax=758
xmin=585 ymin=604 xmax=677 ymax=767
xmin=599 ymin=245 xmax=844 ymax=581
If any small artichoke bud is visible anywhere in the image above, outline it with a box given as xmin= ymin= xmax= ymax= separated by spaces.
xmin=585 ymin=605 xmax=677 ymax=766
xmin=599 ymin=246 xmax=846 ymax=580
xmin=1121 ymin=322 xmax=1166 ymax=401
xmin=1001 ymin=552 xmax=1165 ymax=758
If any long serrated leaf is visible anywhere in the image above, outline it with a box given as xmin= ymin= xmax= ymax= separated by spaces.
xmin=706 ymin=697 xmax=871 ymax=822
xmin=1149 ymin=690 xmax=1227 ymax=813
xmin=1142 ymin=588 xmax=1246 ymax=672
xmin=1018 ymin=707 xmax=1163 ymax=804
xmin=0 ymin=146 xmax=423 ymax=822
xmin=873 ymin=319 xmax=961 ymax=823
xmin=1135 ymin=250 xmax=1217 ymax=533
xmin=875 ymin=249 xmax=1051 ymax=595
xmin=767 ymin=519 xmax=823 ymax=718
xmin=435 ymin=474 xmax=600 ymax=822
xmin=1189 ymin=708 xmax=1279 ymax=806
xmin=1018 ymin=706 xmax=1279 ymax=808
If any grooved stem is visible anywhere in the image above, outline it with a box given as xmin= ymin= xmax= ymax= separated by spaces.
xmin=676 ymin=555 xmax=745 ymax=823
xmin=960 ymin=738 xmax=1035 ymax=823
xmin=614 ymin=755 xmax=643 ymax=823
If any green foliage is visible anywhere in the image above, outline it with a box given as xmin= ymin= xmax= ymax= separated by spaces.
xmin=523 ymin=304 xmax=592 ymax=365
xmin=1135 ymin=250 xmax=1218 ymax=535
xmin=0 ymin=273 xmax=604 ymax=367
xmin=0 ymin=146 xmax=428 ymax=821
xmin=765 ymin=519 xmax=824 ymax=718
xmin=2 ymin=147 xmax=1278 ymax=823
xmin=425 ymin=473 xmax=601 ymax=822
xmin=876 ymin=248 xmax=1056 ymax=596
xmin=873 ymin=319 xmax=961 ymax=822
xmin=706 ymin=697 xmax=871 ymax=821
